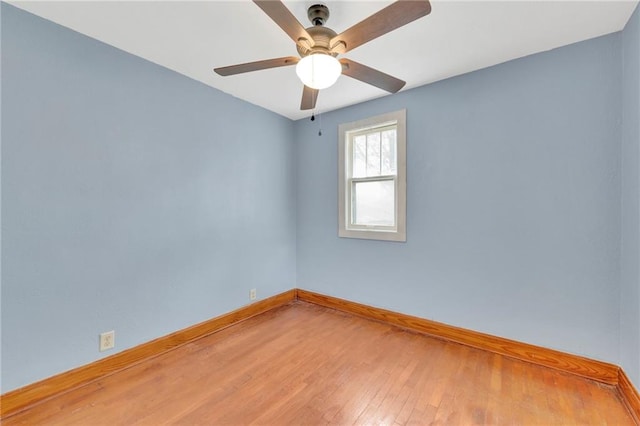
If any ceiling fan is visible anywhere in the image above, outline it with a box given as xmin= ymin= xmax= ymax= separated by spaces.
xmin=214 ymin=1 xmax=432 ymax=111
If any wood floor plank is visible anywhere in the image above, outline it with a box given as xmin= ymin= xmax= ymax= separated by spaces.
xmin=3 ymin=301 xmax=635 ymax=425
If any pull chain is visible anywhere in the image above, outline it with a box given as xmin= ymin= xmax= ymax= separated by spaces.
xmin=310 ymin=110 xmax=322 ymax=136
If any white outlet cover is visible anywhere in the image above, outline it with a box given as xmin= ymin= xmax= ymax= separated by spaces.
xmin=99 ymin=330 xmax=115 ymax=352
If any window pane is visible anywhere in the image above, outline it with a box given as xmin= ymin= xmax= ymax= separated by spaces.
xmin=352 ymin=180 xmax=395 ymax=226
xmin=353 ymin=135 xmax=367 ymax=178
xmin=381 ymin=129 xmax=397 ymax=175
xmin=339 ymin=109 xmax=405 ymax=241
xmin=366 ymin=132 xmax=381 ymax=177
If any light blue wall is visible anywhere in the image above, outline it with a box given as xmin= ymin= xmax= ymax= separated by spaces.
xmin=621 ymin=3 xmax=640 ymax=388
xmin=1 ymin=4 xmax=296 ymax=392
xmin=295 ymin=34 xmax=623 ymax=364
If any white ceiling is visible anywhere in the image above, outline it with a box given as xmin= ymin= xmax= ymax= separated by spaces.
xmin=9 ymin=0 xmax=639 ymax=120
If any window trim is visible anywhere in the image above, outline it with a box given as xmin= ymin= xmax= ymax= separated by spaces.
xmin=338 ymin=109 xmax=407 ymax=242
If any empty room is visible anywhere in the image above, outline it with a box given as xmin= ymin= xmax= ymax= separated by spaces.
xmin=2 ymin=0 xmax=640 ymax=424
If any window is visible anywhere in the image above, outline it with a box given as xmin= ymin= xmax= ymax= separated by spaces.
xmin=338 ymin=109 xmax=406 ymax=242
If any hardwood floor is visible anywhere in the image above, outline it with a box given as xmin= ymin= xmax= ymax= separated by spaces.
xmin=4 ymin=301 xmax=634 ymax=425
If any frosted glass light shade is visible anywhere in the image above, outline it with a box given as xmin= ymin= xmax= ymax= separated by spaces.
xmin=296 ymin=54 xmax=341 ymax=90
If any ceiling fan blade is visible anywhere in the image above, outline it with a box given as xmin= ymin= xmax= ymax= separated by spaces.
xmin=330 ymin=0 xmax=431 ymax=54
xmin=301 ymin=85 xmax=319 ymax=110
xmin=214 ymin=56 xmax=299 ymax=76
xmin=340 ymin=58 xmax=406 ymax=93
xmin=253 ymin=0 xmax=313 ymax=47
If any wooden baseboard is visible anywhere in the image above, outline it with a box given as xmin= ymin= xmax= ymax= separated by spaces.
xmin=619 ymin=368 xmax=640 ymax=423
xmin=0 ymin=289 xmax=296 ymax=418
xmin=296 ymin=289 xmax=619 ymax=385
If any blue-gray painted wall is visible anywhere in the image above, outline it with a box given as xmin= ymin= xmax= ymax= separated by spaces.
xmin=2 ymin=2 xmax=640 ymax=393
xmin=1 ymin=3 xmax=296 ymax=392
xmin=621 ymin=3 xmax=640 ymax=387
xmin=296 ymin=34 xmax=622 ymax=364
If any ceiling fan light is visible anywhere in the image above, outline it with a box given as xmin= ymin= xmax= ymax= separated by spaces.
xmin=296 ymin=54 xmax=342 ymax=90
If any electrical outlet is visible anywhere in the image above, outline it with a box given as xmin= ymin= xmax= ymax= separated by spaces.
xmin=99 ymin=330 xmax=115 ymax=352
xmin=250 ymin=288 xmax=257 ymax=301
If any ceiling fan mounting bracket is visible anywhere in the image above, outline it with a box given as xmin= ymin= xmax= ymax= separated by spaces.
xmin=307 ymin=4 xmax=330 ymax=26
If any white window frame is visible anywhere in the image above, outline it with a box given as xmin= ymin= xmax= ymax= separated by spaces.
xmin=338 ymin=109 xmax=406 ymax=242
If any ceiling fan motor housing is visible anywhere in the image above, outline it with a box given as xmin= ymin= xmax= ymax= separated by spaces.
xmin=296 ymin=25 xmax=338 ymax=58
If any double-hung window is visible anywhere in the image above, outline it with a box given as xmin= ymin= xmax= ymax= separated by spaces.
xmin=338 ymin=109 xmax=406 ymax=242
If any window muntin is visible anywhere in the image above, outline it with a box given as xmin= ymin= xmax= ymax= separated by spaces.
xmin=339 ymin=110 xmax=406 ymax=242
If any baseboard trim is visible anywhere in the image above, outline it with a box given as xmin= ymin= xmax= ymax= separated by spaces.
xmin=0 ymin=289 xmax=296 ymax=418
xmin=619 ymin=368 xmax=640 ymax=423
xmin=296 ymin=289 xmax=619 ymax=385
